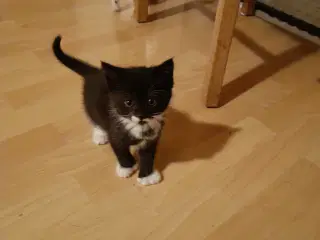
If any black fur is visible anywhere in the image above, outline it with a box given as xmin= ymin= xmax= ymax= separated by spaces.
xmin=52 ymin=35 xmax=174 ymax=180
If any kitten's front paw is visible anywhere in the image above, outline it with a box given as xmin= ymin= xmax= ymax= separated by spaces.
xmin=116 ymin=164 xmax=138 ymax=178
xmin=92 ymin=126 xmax=108 ymax=145
xmin=137 ymin=170 xmax=161 ymax=186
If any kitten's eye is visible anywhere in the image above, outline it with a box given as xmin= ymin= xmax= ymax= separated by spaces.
xmin=124 ymin=100 xmax=133 ymax=107
xmin=148 ymin=98 xmax=157 ymax=107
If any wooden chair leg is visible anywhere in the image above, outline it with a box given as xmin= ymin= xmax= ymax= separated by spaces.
xmin=240 ymin=0 xmax=256 ymax=16
xmin=134 ymin=0 xmax=149 ymax=23
xmin=204 ymin=0 xmax=239 ymax=107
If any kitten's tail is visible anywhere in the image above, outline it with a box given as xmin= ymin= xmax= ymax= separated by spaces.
xmin=52 ymin=35 xmax=100 ymax=76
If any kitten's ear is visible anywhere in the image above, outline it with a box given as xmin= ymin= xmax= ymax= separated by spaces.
xmin=101 ymin=61 xmax=120 ymax=89
xmin=154 ymin=58 xmax=174 ymax=88
xmin=155 ymin=58 xmax=174 ymax=76
xmin=101 ymin=61 xmax=118 ymax=78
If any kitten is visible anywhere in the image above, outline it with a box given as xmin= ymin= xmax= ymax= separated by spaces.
xmin=52 ymin=35 xmax=174 ymax=186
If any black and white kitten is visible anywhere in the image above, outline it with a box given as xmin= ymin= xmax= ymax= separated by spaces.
xmin=52 ymin=35 xmax=174 ymax=186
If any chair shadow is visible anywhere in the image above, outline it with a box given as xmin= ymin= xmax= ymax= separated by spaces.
xmin=147 ymin=1 xmax=319 ymax=106
xmin=219 ymin=42 xmax=318 ymax=106
xmin=155 ymin=107 xmax=240 ymax=172
xmin=196 ymin=4 xmax=319 ymax=106
xmin=149 ymin=0 xmax=167 ymax=5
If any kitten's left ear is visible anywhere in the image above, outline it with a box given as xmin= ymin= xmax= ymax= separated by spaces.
xmin=101 ymin=61 xmax=121 ymax=89
xmin=155 ymin=58 xmax=174 ymax=76
xmin=101 ymin=61 xmax=119 ymax=77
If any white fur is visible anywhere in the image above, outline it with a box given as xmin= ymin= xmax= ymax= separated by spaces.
xmin=131 ymin=116 xmax=140 ymax=123
xmin=92 ymin=126 xmax=108 ymax=145
xmin=152 ymin=114 xmax=164 ymax=122
xmin=111 ymin=0 xmax=121 ymax=11
xmin=116 ymin=163 xmax=138 ymax=178
xmin=145 ymin=117 xmax=162 ymax=136
xmin=131 ymin=140 xmax=147 ymax=153
xmin=120 ymin=114 xmax=163 ymax=140
xmin=138 ymin=170 xmax=161 ymax=186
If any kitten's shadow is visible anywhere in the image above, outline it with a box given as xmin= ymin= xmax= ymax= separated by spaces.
xmin=156 ymin=107 xmax=240 ymax=172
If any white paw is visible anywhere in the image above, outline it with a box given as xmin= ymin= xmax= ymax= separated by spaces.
xmin=137 ymin=170 xmax=161 ymax=186
xmin=92 ymin=126 xmax=108 ymax=145
xmin=116 ymin=164 xmax=138 ymax=178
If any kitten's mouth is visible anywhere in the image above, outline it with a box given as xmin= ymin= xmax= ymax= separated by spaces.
xmin=135 ymin=119 xmax=156 ymax=138
xmin=142 ymin=127 xmax=155 ymax=138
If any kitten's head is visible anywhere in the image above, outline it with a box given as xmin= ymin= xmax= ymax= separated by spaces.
xmin=101 ymin=59 xmax=174 ymax=139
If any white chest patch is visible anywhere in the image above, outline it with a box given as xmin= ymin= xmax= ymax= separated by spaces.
xmin=120 ymin=115 xmax=163 ymax=140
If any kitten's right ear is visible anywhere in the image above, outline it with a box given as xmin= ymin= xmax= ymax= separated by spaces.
xmin=156 ymin=58 xmax=174 ymax=76
xmin=101 ymin=61 xmax=119 ymax=89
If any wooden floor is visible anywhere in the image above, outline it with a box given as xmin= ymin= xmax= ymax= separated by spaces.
xmin=1 ymin=0 xmax=320 ymax=239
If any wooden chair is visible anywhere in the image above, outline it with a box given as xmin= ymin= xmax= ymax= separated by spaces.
xmin=134 ymin=0 xmax=256 ymax=107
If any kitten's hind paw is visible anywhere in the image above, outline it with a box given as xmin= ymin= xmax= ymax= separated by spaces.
xmin=138 ymin=170 xmax=161 ymax=186
xmin=116 ymin=164 xmax=138 ymax=178
xmin=92 ymin=126 xmax=108 ymax=145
